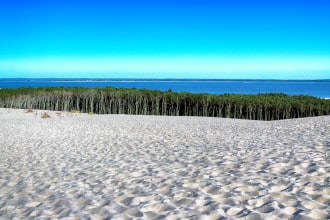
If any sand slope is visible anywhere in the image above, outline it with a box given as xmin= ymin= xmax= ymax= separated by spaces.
xmin=0 ymin=108 xmax=329 ymax=219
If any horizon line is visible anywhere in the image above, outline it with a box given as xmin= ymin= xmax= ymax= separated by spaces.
xmin=0 ymin=77 xmax=329 ymax=81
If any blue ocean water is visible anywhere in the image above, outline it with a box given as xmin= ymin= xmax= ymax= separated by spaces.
xmin=0 ymin=78 xmax=329 ymax=98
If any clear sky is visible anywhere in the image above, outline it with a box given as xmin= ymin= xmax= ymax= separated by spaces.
xmin=0 ymin=0 xmax=330 ymax=79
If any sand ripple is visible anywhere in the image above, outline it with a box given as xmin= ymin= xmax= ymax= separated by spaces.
xmin=0 ymin=108 xmax=329 ymax=219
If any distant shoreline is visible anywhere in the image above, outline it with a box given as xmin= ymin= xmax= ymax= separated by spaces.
xmin=1 ymin=78 xmax=330 ymax=82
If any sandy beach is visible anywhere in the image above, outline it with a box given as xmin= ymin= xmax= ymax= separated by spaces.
xmin=0 ymin=108 xmax=329 ymax=219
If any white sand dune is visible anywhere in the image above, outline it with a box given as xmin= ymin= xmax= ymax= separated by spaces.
xmin=0 ymin=108 xmax=329 ymax=219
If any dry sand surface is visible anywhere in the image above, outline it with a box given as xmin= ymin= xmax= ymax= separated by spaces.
xmin=0 ymin=108 xmax=329 ymax=220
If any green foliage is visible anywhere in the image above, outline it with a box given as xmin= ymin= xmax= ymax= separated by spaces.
xmin=0 ymin=87 xmax=329 ymax=120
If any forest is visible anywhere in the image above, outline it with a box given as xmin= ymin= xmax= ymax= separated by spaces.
xmin=0 ymin=87 xmax=329 ymax=120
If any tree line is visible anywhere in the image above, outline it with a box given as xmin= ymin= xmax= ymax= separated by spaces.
xmin=0 ymin=87 xmax=329 ymax=120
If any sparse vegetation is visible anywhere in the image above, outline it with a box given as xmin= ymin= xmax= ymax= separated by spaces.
xmin=0 ymin=87 xmax=329 ymax=120
xmin=41 ymin=112 xmax=51 ymax=118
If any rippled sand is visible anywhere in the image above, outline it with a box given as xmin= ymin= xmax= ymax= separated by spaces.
xmin=0 ymin=108 xmax=329 ymax=219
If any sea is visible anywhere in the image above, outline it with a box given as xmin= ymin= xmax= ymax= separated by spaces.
xmin=0 ymin=78 xmax=329 ymax=98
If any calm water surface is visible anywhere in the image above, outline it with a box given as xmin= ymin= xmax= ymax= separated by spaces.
xmin=0 ymin=79 xmax=329 ymax=98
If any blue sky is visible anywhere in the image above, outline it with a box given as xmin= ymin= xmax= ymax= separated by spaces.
xmin=0 ymin=0 xmax=330 ymax=79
